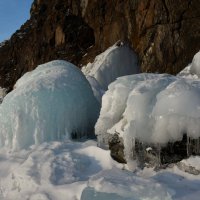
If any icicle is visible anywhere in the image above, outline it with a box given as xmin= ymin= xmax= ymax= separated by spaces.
xmin=198 ymin=138 xmax=200 ymax=154
xmin=186 ymin=135 xmax=190 ymax=157
xmin=131 ymin=137 xmax=136 ymax=159
xmin=157 ymin=143 xmax=161 ymax=166
xmin=196 ymin=137 xmax=200 ymax=154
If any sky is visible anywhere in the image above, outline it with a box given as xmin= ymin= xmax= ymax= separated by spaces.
xmin=0 ymin=0 xmax=33 ymax=42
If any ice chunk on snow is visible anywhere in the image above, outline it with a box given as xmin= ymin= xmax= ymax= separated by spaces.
xmin=82 ymin=168 xmax=171 ymax=200
xmin=95 ymin=73 xmax=200 ymax=163
xmin=0 ymin=60 xmax=99 ymax=150
xmin=82 ymin=42 xmax=140 ymax=99
xmin=178 ymin=51 xmax=200 ymax=79
xmin=190 ymin=51 xmax=200 ymax=76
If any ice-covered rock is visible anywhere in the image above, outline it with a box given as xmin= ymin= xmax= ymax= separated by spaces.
xmin=95 ymin=73 xmax=200 ymax=166
xmin=0 ymin=60 xmax=100 ymax=150
xmin=82 ymin=42 xmax=140 ymax=102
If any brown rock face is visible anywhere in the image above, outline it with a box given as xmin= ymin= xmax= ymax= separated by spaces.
xmin=0 ymin=0 xmax=199 ymax=90
xmin=0 ymin=0 xmax=95 ymax=90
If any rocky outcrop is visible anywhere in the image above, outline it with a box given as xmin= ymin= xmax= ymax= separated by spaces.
xmin=108 ymin=133 xmax=126 ymax=164
xmin=82 ymin=0 xmax=200 ymax=74
xmin=0 ymin=0 xmax=200 ymax=90
xmin=0 ymin=0 xmax=95 ymax=90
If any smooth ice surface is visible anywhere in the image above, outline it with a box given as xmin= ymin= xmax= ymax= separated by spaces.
xmin=0 ymin=60 xmax=99 ymax=150
xmin=178 ymin=51 xmax=200 ymax=79
xmin=82 ymin=42 xmax=140 ymax=101
xmin=95 ymin=73 xmax=200 ymax=161
xmin=86 ymin=75 xmax=105 ymax=103
xmin=0 ymin=140 xmax=199 ymax=200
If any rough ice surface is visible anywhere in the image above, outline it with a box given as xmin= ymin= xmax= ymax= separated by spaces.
xmin=178 ymin=51 xmax=200 ymax=79
xmin=82 ymin=42 xmax=140 ymax=101
xmin=0 ymin=60 xmax=99 ymax=150
xmin=95 ymin=73 xmax=200 ymax=162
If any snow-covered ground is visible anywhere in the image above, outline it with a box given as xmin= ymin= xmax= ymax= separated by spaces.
xmin=0 ymin=140 xmax=200 ymax=200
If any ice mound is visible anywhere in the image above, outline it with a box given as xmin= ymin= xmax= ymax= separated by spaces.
xmin=95 ymin=73 xmax=200 ymax=161
xmin=82 ymin=42 xmax=140 ymax=101
xmin=178 ymin=51 xmax=200 ymax=79
xmin=0 ymin=60 xmax=99 ymax=150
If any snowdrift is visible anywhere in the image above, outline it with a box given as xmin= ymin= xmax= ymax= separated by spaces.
xmin=0 ymin=140 xmax=177 ymax=200
xmin=0 ymin=60 xmax=99 ymax=150
xmin=95 ymin=73 xmax=200 ymax=162
xmin=82 ymin=42 xmax=140 ymax=102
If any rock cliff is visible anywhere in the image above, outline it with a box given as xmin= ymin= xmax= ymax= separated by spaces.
xmin=0 ymin=0 xmax=199 ymax=90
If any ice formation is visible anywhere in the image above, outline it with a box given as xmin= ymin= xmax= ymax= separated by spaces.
xmin=95 ymin=73 xmax=200 ymax=162
xmin=0 ymin=60 xmax=99 ymax=150
xmin=86 ymin=75 xmax=105 ymax=103
xmin=82 ymin=42 xmax=140 ymax=101
xmin=178 ymin=51 xmax=200 ymax=79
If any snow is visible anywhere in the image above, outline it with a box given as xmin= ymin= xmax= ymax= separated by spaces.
xmin=82 ymin=42 xmax=140 ymax=102
xmin=181 ymin=156 xmax=200 ymax=171
xmin=190 ymin=51 xmax=200 ymax=76
xmin=178 ymin=51 xmax=200 ymax=79
xmin=0 ymin=139 xmax=199 ymax=199
xmin=0 ymin=40 xmax=8 ymax=48
xmin=95 ymin=73 xmax=200 ymax=163
xmin=0 ymin=60 xmax=99 ymax=150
